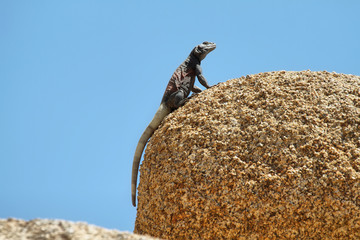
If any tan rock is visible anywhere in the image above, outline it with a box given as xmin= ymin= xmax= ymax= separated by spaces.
xmin=134 ymin=71 xmax=360 ymax=239
xmin=0 ymin=218 xmax=159 ymax=240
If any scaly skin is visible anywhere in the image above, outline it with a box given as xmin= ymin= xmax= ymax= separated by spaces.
xmin=131 ymin=42 xmax=216 ymax=207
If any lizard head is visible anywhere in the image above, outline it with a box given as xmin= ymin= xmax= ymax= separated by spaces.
xmin=192 ymin=41 xmax=216 ymax=61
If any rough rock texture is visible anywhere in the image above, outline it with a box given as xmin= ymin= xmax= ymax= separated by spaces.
xmin=0 ymin=218 xmax=159 ymax=240
xmin=135 ymin=71 xmax=360 ymax=239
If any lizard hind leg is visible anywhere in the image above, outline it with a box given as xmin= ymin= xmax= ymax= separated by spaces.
xmin=165 ymin=90 xmax=186 ymax=110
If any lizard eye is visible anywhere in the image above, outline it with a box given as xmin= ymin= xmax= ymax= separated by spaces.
xmin=203 ymin=41 xmax=209 ymax=44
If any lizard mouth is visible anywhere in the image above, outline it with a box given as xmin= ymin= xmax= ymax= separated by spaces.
xmin=209 ymin=45 xmax=216 ymax=51
xmin=205 ymin=44 xmax=216 ymax=53
xmin=205 ymin=43 xmax=216 ymax=52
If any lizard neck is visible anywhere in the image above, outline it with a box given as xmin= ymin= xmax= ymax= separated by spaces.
xmin=186 ymin=53 xmax=200 ymax=66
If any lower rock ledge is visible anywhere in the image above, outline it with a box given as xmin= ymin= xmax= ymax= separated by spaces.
xmin=0 ymin=218 xmax=159 ymax=240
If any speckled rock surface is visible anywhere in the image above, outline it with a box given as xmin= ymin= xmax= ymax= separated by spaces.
xmin=134 ymin=71 xmax=360 ymax=239
xmin=0 ymin=218 xmax=159 ymax=240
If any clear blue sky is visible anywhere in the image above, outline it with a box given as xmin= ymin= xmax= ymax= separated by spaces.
xmin=1 ymin=0 xmax=359 ymax=232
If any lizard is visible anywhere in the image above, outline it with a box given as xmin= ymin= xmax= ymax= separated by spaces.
xmin=131 ymin=41 xmax=216 ymax=207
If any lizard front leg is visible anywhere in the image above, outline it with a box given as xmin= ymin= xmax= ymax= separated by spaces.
xmin=195 ymin=64 xmax=211 ymax=88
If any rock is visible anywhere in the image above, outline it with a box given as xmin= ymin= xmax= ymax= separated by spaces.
xmin=0 ymin=218 xmax=159 ymax=240
xmin=134 ymin=71 xmax=360 ymax=239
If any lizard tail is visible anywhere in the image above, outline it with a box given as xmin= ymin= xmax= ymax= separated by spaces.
xmin=131 ymin=103 xmax=171 ymax=207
